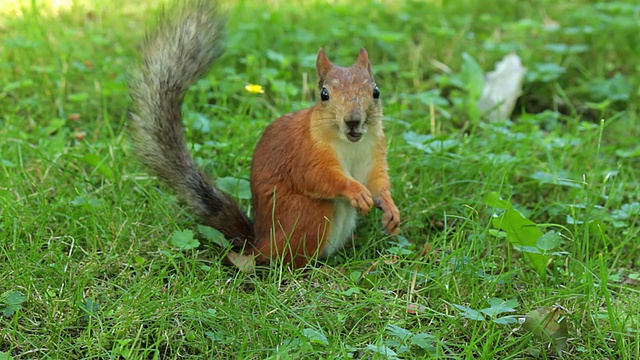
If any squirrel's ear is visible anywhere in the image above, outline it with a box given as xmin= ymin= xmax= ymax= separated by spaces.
xmin=316 ymin=48 xmax=332 ymax=88
xmin=356 ymin=48 xmax=373 ymax=78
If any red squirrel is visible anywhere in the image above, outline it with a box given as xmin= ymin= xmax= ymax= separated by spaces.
xmin=127 ymin=0 xmax=400 ymax=269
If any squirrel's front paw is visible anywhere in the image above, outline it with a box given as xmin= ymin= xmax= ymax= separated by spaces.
xmin=375 ymin=190 xmax=400 ymax=235
xmin=344 ymin=181 xmax=373 ymax=215
xmin=382 ymin=203 xmax=400 ymax=234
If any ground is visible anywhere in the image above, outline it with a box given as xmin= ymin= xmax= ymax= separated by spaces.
xmin=1 ymin=0 xmax=639 ymax=358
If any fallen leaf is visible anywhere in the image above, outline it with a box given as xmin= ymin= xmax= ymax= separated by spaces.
xmin=419 ymin=243 xmax=433 ymax=257
xmin=226 ymin=251 xmax=256 ymax=273
xmin=521 ymin=305 xmax=569 ymax=354
xmin=407 ymin=303 xmax=427 ymax=315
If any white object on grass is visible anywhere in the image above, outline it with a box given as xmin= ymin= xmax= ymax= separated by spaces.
xmin=478 ymin=53 xmax=526 ymax=122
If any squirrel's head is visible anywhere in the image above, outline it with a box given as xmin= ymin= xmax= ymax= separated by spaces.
xmin=314 ymin=48 xmax=382 ymax=143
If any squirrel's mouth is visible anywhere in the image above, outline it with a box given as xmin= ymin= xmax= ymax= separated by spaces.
xmin=346 ymin=131 xmax=363 ymax=142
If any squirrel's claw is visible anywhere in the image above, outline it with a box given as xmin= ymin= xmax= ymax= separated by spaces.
xmin=375 ymin=190 xmax=400 ymax=235
xmin=382 ymin=207 xmax=400 ymax=235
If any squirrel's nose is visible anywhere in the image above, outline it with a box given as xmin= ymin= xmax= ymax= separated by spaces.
xmin=345 ymin=110 xmax=361 ymax=128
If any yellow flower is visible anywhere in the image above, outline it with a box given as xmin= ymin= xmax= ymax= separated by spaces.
xmin=244 ymin=84 xmax=264 ymax=94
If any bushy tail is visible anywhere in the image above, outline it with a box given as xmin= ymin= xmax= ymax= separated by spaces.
xmin=128 ymin=0 xmax=254 ymax=246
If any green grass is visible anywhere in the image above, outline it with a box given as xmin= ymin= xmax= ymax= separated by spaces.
xmin=1 ymin=0 xmax=640 ymax=358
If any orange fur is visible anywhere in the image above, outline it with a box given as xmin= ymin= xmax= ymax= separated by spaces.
xmin=245 ymin=49 xmax=400 ymax=268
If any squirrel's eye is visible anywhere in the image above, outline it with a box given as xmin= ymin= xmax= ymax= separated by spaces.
xmin=373 ymin=85 xmax=380 ymax=99
xmin=320 ymin=87 xmax=330 ymax=101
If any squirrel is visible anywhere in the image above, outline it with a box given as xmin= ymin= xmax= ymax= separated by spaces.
xmin=127 ymin=0 xmax=400 ymax=269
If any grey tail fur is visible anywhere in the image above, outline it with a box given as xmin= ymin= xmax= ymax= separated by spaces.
xmin=127 ymin=0 xmax=254 ymax=247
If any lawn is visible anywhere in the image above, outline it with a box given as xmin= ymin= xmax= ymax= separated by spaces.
xmin=1 ymin=0 xmax=639 ymax=358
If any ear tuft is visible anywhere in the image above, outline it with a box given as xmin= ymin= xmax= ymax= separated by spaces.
xmin=316 ymin=48 xmax=332 ymax=88
xmin=356 ymin=48 xmax=373 ymax=78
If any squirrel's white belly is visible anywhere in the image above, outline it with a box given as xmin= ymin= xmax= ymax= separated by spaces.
xmin=320 ymin=136 xmax=375 ymax=258
xmin=321 ymin=199 xmax=357 ymax=258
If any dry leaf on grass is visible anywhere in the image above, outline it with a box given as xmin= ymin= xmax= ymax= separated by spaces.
xmin=520 ymin=305 xmax=569 ymax=354
xmin=225 ymin=251 xmax=256 ymax=273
